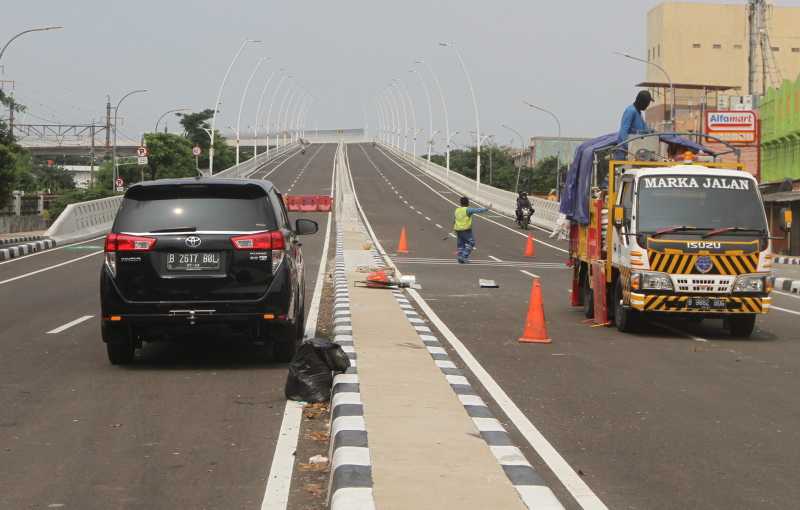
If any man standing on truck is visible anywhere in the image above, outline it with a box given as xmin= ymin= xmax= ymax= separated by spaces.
xmin=617 ymin=90 xmax=654 ymax=150
xmin=453 ymin=196 xmax=489 ymax=264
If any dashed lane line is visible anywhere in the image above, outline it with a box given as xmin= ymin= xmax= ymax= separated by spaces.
xmin=435 ymin=224 xmax=443 ymax=229
xmin=0 ymin=251 xmax=103 ymax=286
xmin=46 ymin=315 xmax=94 ymax=334
xmin=0 ymin=236 xmax=104 ymax=266
xmin=519 ymin=270 xmax=540 ymax=279
xmin=488 ymin=255 xmax=502 ymax=262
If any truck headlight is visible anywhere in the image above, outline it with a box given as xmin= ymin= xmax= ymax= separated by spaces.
xmin=734 ymin=274 xmax=765 ymax=293
xmin=635 ymin=271 xmax=674 ymax=291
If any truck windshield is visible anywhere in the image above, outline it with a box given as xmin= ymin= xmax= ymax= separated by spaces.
xmin=636 ymin=174 xmax=766 ymax=234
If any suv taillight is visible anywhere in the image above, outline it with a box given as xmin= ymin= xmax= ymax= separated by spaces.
xmin=230 ymin=231 xmax=285 ymax=251
xmin=104 ymin=233 xmax=157 ymax=278
xmin=105 ymin=233 xmax=157 ymax=252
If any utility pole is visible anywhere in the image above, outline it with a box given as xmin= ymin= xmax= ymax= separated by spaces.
xmin=8 ymin=95 xmax=14 ymax=135
xmin=105 ymin=97 xmax=111 ymax=149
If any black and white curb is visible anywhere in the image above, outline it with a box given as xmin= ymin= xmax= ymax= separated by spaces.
xmin=774 ymin=277 xmax=800 ymax=294
xmin=0 ymin=238 xmax=56 ymax=261
xmin=327 ymin=229 xmax=376 ymax=510
xmin=774 ymin=255 xmax=800 ymax=265
xmin=0 ymin=234 xmax=43 ymax=246
xmin=389 ymin=284 xmax=565 ymax=510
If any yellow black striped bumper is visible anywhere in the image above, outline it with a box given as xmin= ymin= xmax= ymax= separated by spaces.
xmin=630 ymin=293 xmax=770 ymax=314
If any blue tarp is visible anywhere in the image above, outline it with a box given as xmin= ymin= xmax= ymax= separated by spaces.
xmin=559 ymin=133 xmax=719 ymax=225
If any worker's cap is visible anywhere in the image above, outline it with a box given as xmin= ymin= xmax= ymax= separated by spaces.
xmin=636 ymin=90 xmax=655 ymax=103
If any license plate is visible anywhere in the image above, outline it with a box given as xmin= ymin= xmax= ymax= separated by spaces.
xmin=166 ymin=252 xmax=222 ymax=271
xmin=686 ymin=297 xmax=727 ymax=310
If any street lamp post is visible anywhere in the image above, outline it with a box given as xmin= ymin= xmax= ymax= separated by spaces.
xmin=417 ymin=59 xmax=451 ymax=178
xmin=154 ymin=107 xmax=190 ymax=133
xmin=440 ymin=42 xmax=481 ymax=190
xmin=209 ymin=38 xmax=260 ymax=174
xmin=112 ymin=89 xmax=148 ymax=190
xmin=410 ymin=67 xmax=434 ymax=162
xmin=383 ymin=88 xmax=400 ymax=149
xmin=0 ymin=26 xmax=63 ymax=62
xmin=253 ymin=66 xmax=281 ymax=165
xmin=265 ymin=72 xmax=288 ymax=158
xmin=501 ymin=123 xmax=527 ymax=193
xmin=395 ymin=78 xmax=417 ymax=157
xmin=388 ymin=82 xmax=408 ymax=153
xmin=277 ymin=84 xmax=296 ymax=148
xmin=614 ymin=51 xmax=675 ymax=131
xmin=236 ymin=56 xmax=268 ymax=166
xmin=523 ymin=101 xmax=563 ymax=199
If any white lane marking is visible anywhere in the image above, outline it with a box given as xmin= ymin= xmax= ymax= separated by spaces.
xmin=520 ymin=270 xmax=540 ymax=278
xmin=260 ymin=146 xmax=308 ymax=180
xmin=425 ymin=216 xmax=431 ymax=221
xmin=375 ymin=145 xmax=568 ymax=254
xmin=352 ymin=145 xmax=602 ymax=509
xmin=771 ymin=305 xmax=800 ymax=316
xmin=0 ymin=251 xmax=102 ymax=286
xmin=488 ymin=255 xmax=502 ymax=262
xmin=46 ymin=315 xmax=94 ymax=334
xmin=260 ymin=400 xmax=304 ymax=510
xmin=409 ymin=205 xmax=415 ymax=210
xmin=773 ymin=290 xmax=800 ymax=300
xmin=653 ymin=322 xmax=709 ymax=342
xmin=416 ymin=210 xmax=423 ymax=215
xmin=0 ymin=236 xmax=104 ymax=266
xmin=448 ymin=233 xmax=457 ymax=238
xmin=435 ymin=223 xmax=443 ymax=229
xmin=260 ymin=143 xmax=336 ymax=510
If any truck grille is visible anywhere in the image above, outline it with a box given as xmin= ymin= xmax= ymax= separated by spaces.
xmin=674 ymin=276 xmax=733 ymax=294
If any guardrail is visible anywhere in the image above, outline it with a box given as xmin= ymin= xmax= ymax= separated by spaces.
xmin=379 ymin=143 xmax=560 ymax=231
xmin=45 ymin=142 xmax=300 ymax=243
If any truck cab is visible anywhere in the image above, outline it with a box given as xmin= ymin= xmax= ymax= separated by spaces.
xmin=568 ymin=136 xmax=772 ymax=338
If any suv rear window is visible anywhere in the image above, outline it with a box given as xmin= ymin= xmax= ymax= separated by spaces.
xmin=114 ymin=183 xmax=277 ymax=232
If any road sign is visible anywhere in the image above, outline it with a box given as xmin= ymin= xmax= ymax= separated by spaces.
xmin=115 ymin=177 xmax=124 ymax=190
xmin=137 ymin=146 xmax=149 ymax=157
xmin=192 ymin=146 xmax=201 ymax=156
xmin=137 ymin=156 xmax=148 ymax=166
xmin=705 ymin=110 xmax=757 ymax=143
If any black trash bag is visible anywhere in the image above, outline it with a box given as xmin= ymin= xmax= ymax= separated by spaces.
xmin=285 ymin=342 xmax=333 ymax=403
xmin=308 ymin=337 xmax=351 ymax=374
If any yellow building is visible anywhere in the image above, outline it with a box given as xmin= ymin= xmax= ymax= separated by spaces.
xmin=645 ymin=1 xmax=800 ymax=128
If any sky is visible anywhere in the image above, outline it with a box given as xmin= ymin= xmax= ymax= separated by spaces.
xmin=3 ymin=0 xmax=800 ymax=150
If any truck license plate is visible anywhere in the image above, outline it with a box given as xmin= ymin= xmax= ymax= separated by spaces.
xmin=687 ymin=297 xmax=727 ymax=310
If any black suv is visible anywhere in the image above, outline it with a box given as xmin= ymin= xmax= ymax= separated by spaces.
xmin=100 ymin=178 xmax=318 ymax=365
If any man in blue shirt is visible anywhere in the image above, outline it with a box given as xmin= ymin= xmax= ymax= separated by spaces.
xmin=453 ymin=196 xmax=489 ymax=264
xmin=617 ymin=90 xmax=654 ymax=149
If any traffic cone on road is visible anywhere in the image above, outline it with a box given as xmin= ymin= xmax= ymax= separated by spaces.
xmin=524 ymin=234 xmax=536 ymax=257
xmin=519 ymin=278 xmax=551 ymax=344
xmin=397 ymin=226 xmax=409 ymax=254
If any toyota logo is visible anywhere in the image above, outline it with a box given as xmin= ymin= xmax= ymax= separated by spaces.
xmin=185 ymin=235 xmax=202 ymax=248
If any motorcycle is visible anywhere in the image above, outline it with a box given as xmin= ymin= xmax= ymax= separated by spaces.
xmin=516 ymin=206 xmax=533 ymax=230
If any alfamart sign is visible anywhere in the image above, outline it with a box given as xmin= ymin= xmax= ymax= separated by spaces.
xmin=705 ymin=110 xmax=757 ymax=143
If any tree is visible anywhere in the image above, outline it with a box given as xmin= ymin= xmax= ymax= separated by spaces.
xmin=143 ymin=132 xmax=195 ymax=180
xmin=177 ymin=109 xmax=236 ymax=171
xmin=0 ymin=91 xmax=27 ymax=209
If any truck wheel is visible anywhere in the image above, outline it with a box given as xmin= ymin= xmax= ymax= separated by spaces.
xmin=582 ymin=269 xmax=594 ymax=319
xmin=614 ymin=281 xmax=638 ymax=333
xmin=727 ymin=315 xmax=756 ymax=338
xmin=103 ymin=322 xmax=135 ymax=365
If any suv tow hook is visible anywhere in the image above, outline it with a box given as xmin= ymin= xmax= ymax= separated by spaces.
xmin=168 ymin=309 xmax=216 ymax=325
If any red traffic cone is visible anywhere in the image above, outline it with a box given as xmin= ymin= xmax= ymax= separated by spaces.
xmin=519 ymin=278 xmax=551 ymax=344
xmin=397 ymin=226 xmax=409 ymax=254
xmin=524 ymin=234 xmax=535 ymax=257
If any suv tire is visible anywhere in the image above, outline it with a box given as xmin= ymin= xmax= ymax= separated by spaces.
xmin=103 ymin=322 xmax=135 ymax=365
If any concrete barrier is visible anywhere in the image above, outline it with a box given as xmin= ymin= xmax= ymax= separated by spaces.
xmin=378 ymin=143 xmax=561 ymax=231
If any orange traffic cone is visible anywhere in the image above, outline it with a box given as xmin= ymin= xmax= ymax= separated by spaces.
xmin=397 ymin=226 xmax=409 ymax=254
xmin=524 ymin=234 xmax=535 ymax=257
xmin=519 ymin=278 xmax=551 ymax=344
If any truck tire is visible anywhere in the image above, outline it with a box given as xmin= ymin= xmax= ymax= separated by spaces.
xmin=614 ymin=281 xmax=638 ymax=333
xmin=727 ymin=315 xmax=756 ymax=338
xmin=103 ymin=322 xmax=135 ymax=365
xmin=582 ymin=269 xmax=594 ymax=319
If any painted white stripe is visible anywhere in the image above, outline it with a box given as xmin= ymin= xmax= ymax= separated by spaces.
xmin=260 ymin=400 xmax=304 ymax=510
xmin=332 ymin=446 xmax=372 ymax=468
xmin=771 ymin=305 xmax=800 ymax=316
xmin=435 ymin=223 xmax=443 ymax=229
xmin=0 ymin=251 xmax=103 ymax=286
xmin=488 ymin=255 xmax=502 ymax=262
xmin=427 ymin=346 xmax=448 ymax=355
xmin=334 ymin=317 xmax=352 ymax=324
xmin=341 ymin=345 xmax=356 ymax=353
xmin=446 ymin=375 xmax=469 ymax=386
xmin=332 ymin=415 xmax=367 ymax=437
xmin=435 ymin=360 xmax=457 ymax=369
xmin=520 ymin=270 xmax=540 ymax=278
xmin=490 ymin=445 xmax=530 ymax=466
xmin=458 ymin=394 xmax=486 ymax=407
xmin=448 ymin=232 xmax=457 ymax=238
xmin=419 ymin=334 xmax=438 ymax=342
xmin=654 ymin=322 xmax=709 ymax=343
xmin=514 ymin=486 xmax=565 ymax=509
xmin=332 ymin=391 xmax=362 ymax=408
xmin=261 ymin=144 xmax=335 ymax=510
xmin=334 ymin=373 xmax=359 ymax=385
xmin=414 ymin=326 xmax=431 ymax=332
xmin=425 ymin=216 xmax=431 ymax=221
xmin=46 ymin=315 xmax=94 ymax=334
xmin=472 ymin=417 xmax=506 ymax=432
xmin=407 ymin=317 xmax=425 ymax=324
xmin=334 ymin=334 xmax=354 ymax=343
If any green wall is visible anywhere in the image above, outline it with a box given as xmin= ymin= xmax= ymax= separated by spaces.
xmin=761 ymin=74 xmax=800 ymax=183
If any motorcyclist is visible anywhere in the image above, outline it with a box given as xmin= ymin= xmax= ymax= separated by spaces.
xmin=515 ymin=191 xmax=533 ymax=223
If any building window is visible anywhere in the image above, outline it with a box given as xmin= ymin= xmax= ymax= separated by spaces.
xmin=792 ymin=47 xmax=800 ymax=53
xmin=692 ymin=43 xmax=701 ymax=49
xmin=713 ymin=44 xmax=722 ymax=49
xmin=734 ymin=44 xmax=743 ymax=49
xmin=772 ymin=46 xmax=780 ymax=52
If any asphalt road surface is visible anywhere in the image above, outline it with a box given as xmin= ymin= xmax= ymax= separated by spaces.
xmin=0 ymin=144 xmax=337 ymax=510
xmin=346 ymin=142 xmax=800 ymax=510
